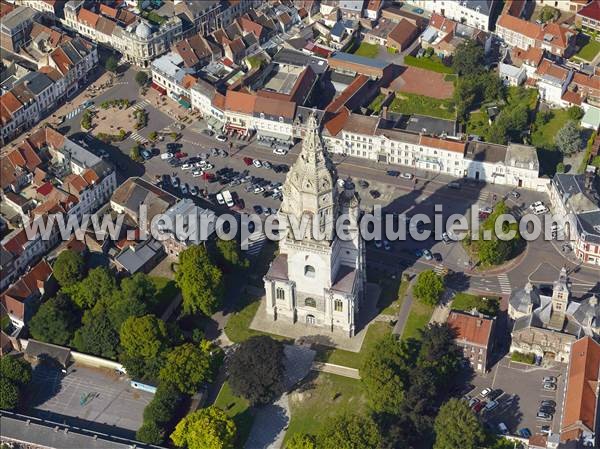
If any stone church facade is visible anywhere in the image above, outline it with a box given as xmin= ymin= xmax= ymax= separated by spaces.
xmin=263 ymin=112 xmax=365 ymax=337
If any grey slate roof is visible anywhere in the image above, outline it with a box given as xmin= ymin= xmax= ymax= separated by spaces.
xmin=25 ymin=339 xmax=71 ymax=367
xmin=17 ymin=71 xmax=54 ymax=96
xmin=330 ymin=51 xmax=390 ymax=69
xmin=577 ymin=210 xmax=600 ymax=245
xmin=509 ymin=283 xmax=541 ymax=315
xmin=406 ymin=115 xmax=457 ymax=137
xmin=1 ymin=411 xmax=165 ymax=449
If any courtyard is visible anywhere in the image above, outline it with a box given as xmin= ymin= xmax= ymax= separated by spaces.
xmin=26 ymin=364 xmax=152 ymax=439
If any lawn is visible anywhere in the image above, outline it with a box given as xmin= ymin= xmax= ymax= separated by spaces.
xmin=314 ymin=321 xmax=393 ymax=370
xmin=389 ymin=92 xmax=455 ymax=120
xmin=451 ymin=292 xmax=500 ymax=317
xmin=369 ymin=93 xmax=386 ymax=113
xmin=150 ymin=276 xmax=179 ymax=316
xmin=353 ymin=42 xmax=380 ymax=58
xmin=401 ymin=300 xmax=435 ymax=341
xmin=573 ymin=37 xmax=600 ymax=62
xmin=404 ymin=55 xmax=455 ymax=74
xmin=285 ymin=372 xmax=367 ymax=443
xmin=380 ymin=279 xmax=410 ymax=316
xmin=530 ymin=108 xmax=571 ymax=151
xmin=466 ymin=111 xmax=489 ymax=138
xmin=214 ymin=382 xmax=253 ymax=447
xmin=224 ymin=297 xmax=264 ymax=343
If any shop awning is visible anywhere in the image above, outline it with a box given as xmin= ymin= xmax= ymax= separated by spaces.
xmin=151 ymin=82 xmax=166 ymax=95
xmin=178 ymin=98 xmax=191 ymax=109
xmin=257 ymin=129 xmax=292 ymax=142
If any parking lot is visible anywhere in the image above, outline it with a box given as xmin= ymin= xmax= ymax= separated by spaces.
xmin=27 ymin=364 xmax=152 ymax=439
xmin=467 ymin=357 xmax=567 ymax=437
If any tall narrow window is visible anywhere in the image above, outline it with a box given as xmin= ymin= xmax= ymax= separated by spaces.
xmin=276 ymin=288 xmax=285 ymax=300
xmin=334 ymin=299 xmax=343 ymax=312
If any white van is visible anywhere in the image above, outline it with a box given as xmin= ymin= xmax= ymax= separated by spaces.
xmin=161 ymin=152 xmax=173 ymax=160
xmin=533 ymin=204 xmax=548 ymax=215
xmin=216 ymin=193 xmax=225 ymax=205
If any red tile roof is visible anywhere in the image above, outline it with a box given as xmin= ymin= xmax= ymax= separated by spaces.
xmin=325 ymin=74 xmax=369 ymax=114
xmin=254 ymin=96 xmax=296 ymax=119
xmin=387 ymin=18 xmax=418 ymax=47
xmin=212 ymin=92 xmax=226 ymax=109
xmin=497 ymin=14 xmax=541 ymax=39
xmin=447 ymin=311 xmax=494 ymax=347
xmin=573 ymin=72 xmax=600 ymax=91
xmin=561 ymin=337 xmax=600 ymax=442
xmin=536 ymin=59 xmax=569 ymax=81
xmin=78 ymin=8 xmax=99 ymax=28
xmin=367 ymin=0 xmax=382 ymax=11
xmin=324 ymin=107 xmax=350 ymax=137
xmin=561 ymin=90 xmax=582 ymax=106
xmin=225 ymin=90 xmax=256 ymax=114
xmin=1 ymin=91 xmax=23 ymax=115
xmin=578 ymin=1 xmax=600 ymax=21
xmin=539 ymin=22 xmax=572 ymax=50
xmin=420 ymin=135 xmax=466 ymax=154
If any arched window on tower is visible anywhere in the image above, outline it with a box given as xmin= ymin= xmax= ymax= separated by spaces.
xmin=276 ymin=288 xmax=285 ymax=300
xmin=305 ymin=297 xmax=316 ymax=307
xmin=334 ymin=299 xmax=343 ymax=312
xmin=304 ymin=265 xmax=315 ymax=278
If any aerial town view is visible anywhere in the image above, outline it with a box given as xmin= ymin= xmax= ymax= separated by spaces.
xmin=0 ymin=0 xmax=599 ymax=449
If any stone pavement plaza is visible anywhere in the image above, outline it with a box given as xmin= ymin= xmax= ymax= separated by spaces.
xmin=250 ymin=283 xmax=381 ymax=352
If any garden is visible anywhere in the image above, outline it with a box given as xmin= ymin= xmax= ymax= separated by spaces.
xmin=389 ymin=92 xmax=456 ymax=120
xmin=353 ymin=42 xmax=380 ymax=58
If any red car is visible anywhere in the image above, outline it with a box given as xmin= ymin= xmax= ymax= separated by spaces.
xmin=202 ymin=172 xmax=215 ymax=181
xmin=243 ymin=157 xmax=253 ymax=166
xmin=174 ymin=151 xmax=188 ymax=159
xmin=472 ymin=401 xmax=486 ymax=414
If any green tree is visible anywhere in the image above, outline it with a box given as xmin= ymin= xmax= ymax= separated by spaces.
xmin=121 ymin=273 xmax=158 ymax=309
xmin=452 ymin=40 xmax=485 ymax=76
xmin=0 ymin=378 xmax=20 ymax=410
xmin=175 ymin=245 xmax=224 ymax=316
xmin=556 ymin=120 xmax=582 ymax=155
xmin=105 ymin=55 xmax=118 ymax=73
xmin=143 ymin=382 xmax=184 ymax=424
xmin=53 ymin=250 xmax=85 ymax=287
xmin=417 ymin=324 xmax=462 ymax=392
xmin=135 ymin=71 xmax=150 ymax=87
xmin=216 ymin=239 xmax=249 ymax=271
xmin=66 ymin=267 xmax=116 ymax=309
xmin=29 ymin=294 xmax=80 ymax=345
xmin=285 ymin=434 xmax=317 ymax=449
xmin=0 ymin=356 xmax=32 ymax=387
xmin=107 ymin=293 xmax=148 ymax=333
xmin=591 ymin=155 xmax=600 ymax=168
xmin=137 ymin=420 xmax=164 ymax=445
xmin=567 ymin=105 xmax=584 ymax=121
xmin=171 ymin=406 xmax=237 ymax=449
xmin=318 ymin=413 xmax=381 ymax=449
xmin=130 ymin=144 xmax=142 ymax=162
xmin=149 ymin=131 xmax=158 ymax=141
xmin=556 ymin=162 xmax=566 ymax=173
xmin=361 ymin=333 xmax=408 ymax=414
xmin=540 ymin=6 xmax=559 ymax=23
xmin=72 ymin=303 xmax=120 ymax=358
xmin=120 ymin=315 xmax=168 ymax=359
xmin=228 ymin=336 xmax=285 ymax=406
xmin=413 ymin=270 xmax=444 ymax=306
xmin=159 ymin=342 xmax=213 ymax=394
xmin=478 ymin=238 xmax=511 ymax=266
xmin=433 ymin=399 xmax=485 ymax=449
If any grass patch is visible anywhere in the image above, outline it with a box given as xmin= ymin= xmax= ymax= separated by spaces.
xmin=531 ymin=108 xmax=571 ymax=151
xmin=466 ymin=111 xmax=489 ymax=138
xmin=314 ymin=321 xmax=392 ymax=370
xmin=404 ymin=55 xmax=454 ymax=74
xmin=451 ymin=293 xmax=500 ymax=317
xmin=389 ymin=92 xmax=455 ymax=120
xmin=510 ymin=351 xmax=535 ymax=365
xmin=369 ymin=93 xmax=386 ymax=113
xmin=214 ymin=382 xmax=253 ymax=447
xmin=285 ymin=372 xmax=367 ymax=442
xmin=574 ymin=37 xmax=600 ymax=62
xmin=223 ymin=297 xmax=263 ymax=343
xmin=353 ymin=42 xmax=379 ymax=58
xmin=380 ymin=279 xmax=410 ymax=316
xmin=401 ymin=300 xmax=435 ymax=341
xmin=150 ymin=276 xmax=179 ymax=316
xmin=141 ymin=10 xmax=166 ymax=25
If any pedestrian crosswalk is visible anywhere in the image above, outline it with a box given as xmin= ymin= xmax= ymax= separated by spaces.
xmin=65 ymin=106 xmax=83 ymax=120
xmin=477 ymin=191 xmax=490 ymax=203
xmin=243 ymin=230 xmax=267 ymax=258
xmin=433 ymin=265 xmax=447 ymax=276
xmin=129 ymin=131 xmax=148 ymax=144
xmin=132 ymin=99 xmax=150 ymax=111
xmin=498 ymin=273 xmax=512 ymax=295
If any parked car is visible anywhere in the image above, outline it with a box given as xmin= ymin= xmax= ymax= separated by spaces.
xmin=433 ymin=253 xmax=442 ymax=262
xmin=140 ymin=149 xmax=152 ymax=160
xmin=400 ymin=172 xmax=413 ymax=180
xmin=442 ymin=232 xmax=452 ymax=244
xmin=253 ymin=205 xmax=263 ymax=214
xmin=161 ymin=152 xmax=173 ymax=160
xmin=174 ymin=151 xmax=188 ymax=159
xmin=488 ymin=389 xmax=504 ymax=401
xmin=358 ymin=179 xmax=369 ymax=188
xmin=167 ymin=143 xmax=181 ymax=151
xmin=468 ymin=397 xmax=480 ymax=408
xmin=543 ymin=382 xmax=557 ymax=391
xmin=263 ymin=161 xmax=272 ymax=169
xmin=497 ymin=423 xmax=508 ymax=435
xmin=536 ymin=412 xmax=552 ymax=421
xmin=273 ymin=148 xmax=287 ymax=155
xmin=539 ymin=406 xmax=555 ymax=415
xmin=541 ymin=400 xmax=556 ymax=408
xmin=190 ymin=186 xmax=199 ymax=196
xmin=543 ymin=376 xmax=557 ymax=384
xmin=480 ymin=388 xmax=492 ymax=398
xmin=192 ymin=169 xmax=203 ymax=177
xmin=518 ymin=428 xmax=531 ymax=438
xmin=369 ymin=190 xmax=381 ymax=199
xmin=180 ymin=183 xmax=189 ymax=195
xmin=216 ymin=134 xmax=227 ymax=142
xmin=540 ymin=425 xmax=551 ymax=435
xmin=448 ymin=181 xmax=461 ymax=189
xmin=216 ymin=193 xmax=225 ymax=205
xmin=509 ymin=190 xmax=520 ymax=199
xmin=472 ymin=401 xmax=485 ymax=414
xmin=383 ymin=240 xmax=391 ymax=251
xmin=374 ymin=240 xmax=382 ymax=249
xmin=423 ymin=249 xmax=433 ymax=261
xmin=182 ymin=162 xmax=194 ymax=170
xmin=485 ymin=400 xmax=499 ymax=411
xmin=202 ymin=129 xmax=214 ymax=137
xmin=253 ymin=159 xmax=262 ymax=168
xmin=386 ymin=170 xmax=400 ymax=177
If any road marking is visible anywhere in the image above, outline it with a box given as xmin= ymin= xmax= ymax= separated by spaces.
xmin=65 ymin=107 xmax=82 ymax=120
xmin=132 ymin=99 xmax=150 ymax=111
xmin=497 ymin=273 xmax=512 ymax=294
xmin=129 ymin=132 xmax=148 ymax=144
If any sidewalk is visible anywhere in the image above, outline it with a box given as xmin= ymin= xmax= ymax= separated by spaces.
xmin=392 ymin=279 xmax=414 ymax=336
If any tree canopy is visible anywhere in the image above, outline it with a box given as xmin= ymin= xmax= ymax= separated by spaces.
xmin=175 ymin=245 xmax=224 ymax=316
xmin=452 ymin=40 xmax=485 ymax=76
xmin=556 ymin=120 xmax=582 ymax=155
xmin=413 ymin=270 xmax=444 ymax=306
xmin=120 ymin=314 xmax=169 ymax=380
xmin=105 ymin=55 xmax=118 ymax=73
xmin=0 ymin=378 xmax=20 ymax=410
xmin=171 ymin=406 xmax=237 ymax=449
xmin=72 ymin=302 xmax=120 ymax=358
xmin=0 ymin=356 xmax=32 ymax=410
xmin=65 ymin=266 xmax=116 ymax=309
xmin=361 ymin=333 xmax=409 ymax=414
xmin=318 ymin=413 xmax=381 ymax=449
xmin=29 ymin=293 xmax=80 ymax=345
xmin=135 ymin=71 xmax=150 ymax=87
xmin=216 ymin=239 xmax=249 ymax=271
xmin=53 ymin=250 xmax=85 ymax=287
xmin=433 ymin=399 xmax=485 ymax=449
xmin=417 ymin=324 xmax=462 ymax=391
xmin=159 ymin=342 xmax=213 ymax=394
xmin=228 ymin=336 xmax=285 ymax=406
xmin=285 ymin=434 xmax=317 ymax=449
